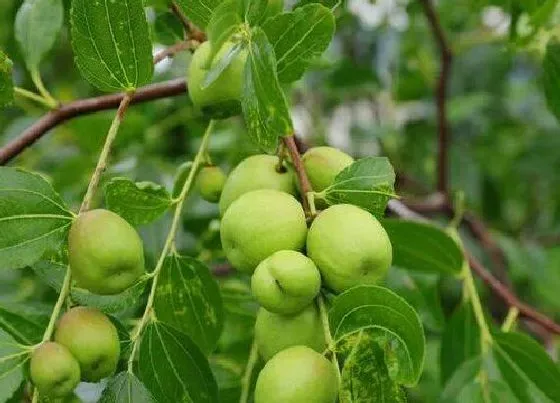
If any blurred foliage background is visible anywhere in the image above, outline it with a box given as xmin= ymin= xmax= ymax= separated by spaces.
xmin=1 ymin=0 xmax=560 ymax=401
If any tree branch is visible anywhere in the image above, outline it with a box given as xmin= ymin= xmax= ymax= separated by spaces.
xmin=418 ymin=0 xmax=453 ymax=197
xmin=0 ymin=78 xmax=187 ymax=165
xmin=283 ymin=135 xmax=313 ymax=214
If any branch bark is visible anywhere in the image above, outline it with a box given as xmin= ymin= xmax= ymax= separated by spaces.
xmin=0 ymin=78 xmax=187 ymax=164
xmin=418 ymin=0 xmax=453 ymax=197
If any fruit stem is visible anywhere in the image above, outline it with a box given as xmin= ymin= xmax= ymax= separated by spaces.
xmin=317 ymin=294 xmax=342 ymax=390
xmin=239 ymin=340 xmax=259 ymax=403
xmin=501 ymin=306 xmax=519 ymax=333
xmin=127 ymin=120 xmax=215 ymax=373
xmin=13 ymin=87 xmax=55 ymax=109
xmin=462 ymin=260 xmax=493 ymax=353
xmin=30 ymin=69 xmax=58 ymax=109
xmin=306 ymin=192 xmax=317 ymax=217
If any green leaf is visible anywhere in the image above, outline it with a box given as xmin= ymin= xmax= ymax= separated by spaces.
xmin=0 ymin=329 xmax=28 ymax=403
xmin=241 ymin=28 xmax=293 ymax=152
xmin=33 ymin=260 xmax=148 ymax=315
xmin=329 ymin=285 xmax=425 ymax=387
xmin=0 ymin=51 xmax=13 ymax=107
xmin=206 ymin=0 xmax=243 ymax=64
xmin=105 ymin=177 xmax=173 ymax=226
xmin=153 ymin=12 xmax=184 ymax=46
xmin=137 ymin=321 xmax=219 ymax=402
xmin=70 ymin=0 xmax=154 ymax=92
xmin=0 ymin=167 xmax=74 ymax=270
xmin=0 ymin=303 xmax=50 ymax=345
xmin=381 ymin=219 xmax=464 ymax=275
xmin=15 ymin=0 xmax=64 ymax=70
xmin=243 ymin=0 xmax=268 ymax=25
xmin=543 ymin=40 xmax=560 ymax=122
xmin=175 ymin=0 xmax=223 ymax=29
xmin=154 ymin=254 xmax=224 ymax=355
xmin=172 ymin=161 xmax=193 ymax=198
xmin=100 ymin=372 xmax=156 ymax=403
xmin=262 ymin=4 xmax=335 ymax=83
xmin=493 ymin=331 xmax=560 ymax=403
xmin=339 ymin=330 xmax=407 ymax=402
xmin=295 ymin=0 xmax=340 ymax=9
xmin=203 ymin=42 xmax=244 ymax=89
xmin=323 ymin=157 xmax=396 ymax=217
xmin=440 ymin=303 xmax=481 ymax=385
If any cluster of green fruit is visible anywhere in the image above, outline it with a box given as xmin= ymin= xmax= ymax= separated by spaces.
xmin=31 ymin=209 xmax=146 ymax=399
xmin=199 ymin=146 xmax=393 ymax=402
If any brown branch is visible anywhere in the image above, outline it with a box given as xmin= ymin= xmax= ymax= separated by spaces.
xmin=418 ymin=0 xmax=453 ymax=197
xmin=282 ymin=135 xmax=313 ymax=214
xmin=0 ymin=79 xmax=188 ymax=165
xmin=388 ymin=199 xmax=560 ymax=335
xmin=153 ymin=41 xmax=195 ymax=64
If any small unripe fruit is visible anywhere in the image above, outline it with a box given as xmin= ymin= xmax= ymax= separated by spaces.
xmin=69 ymin=209 xmax=145 ymax=295
xmin=220 ymin=189 xmax=307 ymax=273
xmin=302 ymin=146 xmax=354 ymax=192
xmin=197 ymin=166 xmax=226 ymax=203
xmin=54 ymin=307 xmax=120 ymax=382
xmin=30 ymin=342 xmax=80 ymax=399
xmin=188 ymin=41 xmax=248 ymax=119
xmin=254 ymin=346 xmax=338 ymax=403
xmin=219 ymin=154 xmax=295 ymax=216
xmin=255 ymin=304 xmax=325 ymax=361
xmin=252 ymin=250 xmax=320 ymax=315
xmin=307 ymin=204 xmax=392 ymax=293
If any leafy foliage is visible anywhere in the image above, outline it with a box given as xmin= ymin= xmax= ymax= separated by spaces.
xmin=0 ymin=329 xmax=28 ymax=402
xmin=0 ymin=51 xmax=13 ymax=107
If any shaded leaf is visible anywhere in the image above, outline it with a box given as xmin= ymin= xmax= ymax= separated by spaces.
xmin=493 ymin=331 xmax=560 ymax=403
xmin=0 ymin=167 xmax=73 ymax=270
xmin=70 ymin=0 xmax=154 ymax=91
xmin=137 ymin=321 xmax=219 ymax=402
xmin=0 ymin=51 xmax=13 ymax=107
xmin=172 ymin=161 xmax=193 ymax=198
xmin=329 ymin=285 xmax=425 ymax=386
xmin=241 ymin=28 xmax=293 ymax=152
xmin=0 ymin=303 xmax=50 ymax=345
xmin=100 ymin=372 xmax=156 ymax=403
xmin=0 ymin=330 xmax=28 ymax=403
xmin=175 ymin=0 xmax=222 ymax=29
xmin=381 ymin=219 xmax=464 ymax=275
xmin=543 ymin=40 xmax=560 ymax=123
xmin=206 ymin=0 xmax=243 ymax=65
xmin=105 ymin=177 xmax=173 ymax=226
xmin=155 ymin=254 xmax=224 ymax=355
xmin=15 ymin=0 xmax=64 ymax=70
xmin=262 ymin=4 xmax=335 ymax=82
xmin=324 ymin=157 xmax=396 ymax=217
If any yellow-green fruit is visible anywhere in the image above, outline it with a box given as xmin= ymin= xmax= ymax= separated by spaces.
xmin=219 ymin=154 xmax=295 ymax=216
xmin=69 ymin=209 xmax=145 ymax=295
xmin=188 ymin=41 xmax=248 ymax=119
xmin=252 ymin=250 xmax=321 ymax=315
xmin=54 ymin=307 xmax=120 ymax=382
xmin=30 ymin=342 xmax=80 ymax=399
xmin=254 ymin=346 xmax=338 ymax=403
xmin=220 ymin=189 xmax=307 ymax=273
xmin=255 ymin=304 xmax=326 ymax=361
xmin=302 ymin=146 xmax=354 ymax=192
xmin=197 ymin=166 xmax=226 ymax=203
xmin=307 ymin=204 xmax=392 ymax=293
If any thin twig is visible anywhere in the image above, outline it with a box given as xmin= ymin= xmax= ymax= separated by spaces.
xmin=239 ymin=341 xmax=259 ymax=403
xmin=170 ymin=0 xmax=206 ymax=42
xmin=282 ymin=135 xmax=312 ymax=214
xmin=0 ymin=78 xmax=187 ymax=164
xmin=418 ymin=0 xmax=453 ymax=197
xmin=153 ymin=41 xmax=195 ymax=64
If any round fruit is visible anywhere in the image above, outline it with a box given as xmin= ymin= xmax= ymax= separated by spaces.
xmin=302 ymin=146 xmax=354 ymax=192
xmin=255 ymin=304 xmax=325 ymax=361
xmin=220 ymin=189 xmax=307 ymax=273
xmin=54 ymin=307 xmax=120 ymax=382
xmin=251 ymin=250 xmax=321 ymax=315
xmin=197 ymin=165 xmax=226 ymax=203
xmin=307 ymin=204 xmax=392 ymax=293
xmin=254 ymin=346 xmax=338 ymax=403
xmin=30 ymin=342 xmax=80 ymax=399
xmin=219 ymin=154 xmax=295 ymax=216
xmin=188 ymin=41 xmax=248 ymax=118
xmin=68 ymin=209 xmax=145 ymax=295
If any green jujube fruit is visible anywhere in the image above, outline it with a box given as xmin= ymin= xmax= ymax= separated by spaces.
xmin=220 ymin=189 xmax=307 ymax=273
xmin=197 ymin=165 xmax=226 ymax=203
xmin=54 ymin=307 xmax=120 ymax=382
xmin=188 ymin=41 xmax=247 ymax=118
xmin=69 ymin=209 xmax=145 ymax=295
xmin=254 ymin=346 xmax=338 ymax=403
xmin=219 ymin=154 xmax=296 ymax=216
xmin=30 ymin=342 xmax=81 ymax=399
xmin=302 ymin=146 xmax=354 ymax=192
xmin=251 ymin=250 xmax=321 ymax=315
xmin=307 ymin=204 xmax=392 ymax=293
xmin=254 ymin=304 xmax=326 ymax=361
